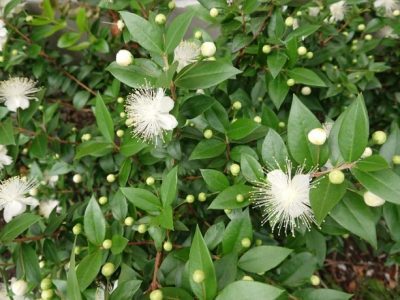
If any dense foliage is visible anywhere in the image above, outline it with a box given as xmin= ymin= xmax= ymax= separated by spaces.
xmin=1 ymin=0 xmax=400 ymax=299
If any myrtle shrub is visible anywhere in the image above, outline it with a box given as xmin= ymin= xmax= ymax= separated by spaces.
xmin=1 ymin=0 xmax=400 ymax=299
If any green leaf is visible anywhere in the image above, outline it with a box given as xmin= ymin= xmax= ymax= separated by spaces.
xmin=120 ymin=11 xmax=163 ymax=54
xmin=352 ymin=168 xmax=400 ymax=204
xmin=267 ymin=74 xmax=289 ymax=109
xmin=204 ymin=101 xmax=230 ymax=133
xmin=201 ymin=169 xmax=230 ymax=192
xmin=120 ymin=135 xmax=147 ymax=157
xmin=30 ymin=132 xmax=48 ymax=158
xmin=294 ymin=288 xmax=352 ymax=300
xmin=356 ymin=155 xmax=389 ymax=172
xmin=238 ymin=246 xmax=292 ymax=273
xmin=120 ymin=187 xmax=162 ymax=212
xmin=175 ymin=61 xmax=241 ymax=89
xmin=278 ymin=252 xmax=318 ymax=287
xmin=76 ymin=250 xmax=102 ymax=291
xmin=67 ymin=242 xmax=82 ymax=300
xmin=310 ymin=176 xmax=347 ymax=225
xmin=165 ymin=10 xmax=194 ymax=53
xmin=285 ymin=25 xmax=320 ymax=42
xmin=209 ymin=184 xmax=253 ymax=210
xmin=111 ymin=235 xmax=129 ymax=255
xmin=383 ymin=204 xmax=400 ymax=241
xmin=84 ymin=197 xmax=106 ymax=245
xmin=261 ymin=129 xmax=288 ymax=169
xmin=380 ymin=124 xmax=400 ymax=164
xmin=216 ymin=281 xmax=284 ymax=300
xmin=227 ymin=119 xmax=264 ymax=141
xmin=106 ymin=62 xmax=158 ymax=88
xmin=240 ymin=154 xmax=263 ymax=182
xmin=110 ymin=280 xmax=142 ymax=300
xmin=118 ymin=158 xmax=132 ymax=187
xmin=189 ymin=226 xmax=218 ymax=300
xmin=19 ymin=243 xmax=41 ymax=285
xmin=267 ymin=52 xmax=287 ymax=78
xmin=287 ymin=68 xmax=326 ymax=87
xmin=180 ymin=95 xmax=216 ymax=119
xmin=287 ymin=95 xmax=328 ymax=168
xmin=338 ymin=94 xmax=369 ymax=162
xmin=0 ymin=213 xmax=41 ymax=242
xmin=204 ymin=222 xmax=225 ymax=250
xmin=0 ymin=118 xmax=15 ymax=145
xmin=75 ymin=140 xmax=114 ymax=159
xmin=189 ymin=139 xmax=226 ymax=160
xmin=222 ymin=209 xmax=252 ymax=254
xmin=57 ymin=32 xmax=81 ymax=48
xmin=95 ymin=94 xmax=114 ymax=142
xmin=330 ymin=193 xmax=377 ymax=248
xmin=157 ymin=287 xmax=194 ymax=300
xmin=161 ymin=166 xmax=178 ymax=207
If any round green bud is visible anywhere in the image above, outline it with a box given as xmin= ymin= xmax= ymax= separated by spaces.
xmin=192 ymin=269 xmax=205 ymax=283
xmin=198 ymin=192 xmax=207 ymax=202
xmin=241 ymin=237 xmax=251 ymax=248
xmin=285 ymin=16 xmax=294 ymax=27
xmin=364 ymin=34 xmax=372 ymax=41
xmin=297 ymin=46 xmax=307 ymax=56
xmin=372 ymin=130 xmax=387 ymax=145
xmin=286 ymin=78 xmax=295 ymax=86
xmin=137 ymin=224 xmax=147 ymax=234
xmin=306 ymin=51 xmax=314 ymax=59
xmin=232 ymin=101 xmax=242 ymax=110
xmin=150 ymin=289 xmax=163 ymax=300
xmin=301 ymin=86 xmax=312 ymax=95
xmin=26 ymin=15 xmax=33 ymax=22
xmin=163 ymin=241 xmax=173 ymax=252
xmin=39 ymin=261 xmax=45 ymax=268
xmin=107 ymin=174 xmax=116 ymax=183
xmin=168 ymin=1 xmax=176 ymax=10
xmin=210 ymin=7 xmax=219 ymax=18
xmin=101 ymin=262 xmax=115 ymax=277
xmin=194 ymin=30 xmax=202 ymax=39
xmin=155 ymin=14 xmax=166 ymax=25
xmin=255 ymin=239 xmax=263 ymax=246
xmin=328 ymin=170 xmax=345 ymax=184
xmin=393 ymin=9 xmax=400 ymax=16
xmin=253 ymin=116 xmax=262 ymax=124
xmin=99 ymin=196 xmax=108 ymax=205
xmin=124 ymin=216 xmax=134 ymax=226
xmin=262 ymin=44 xmax=271 ymax=54
xmin=74 ymin=246 xmax=81 ymax=255
xmin=41 ymin=289 xmax=54 ymax=300
xmin=81 ymin=133 xmax=91 ymax=141
xmin=73 ymin=174 xmax=82 ymax=183
xmin=242 ymin=275 xmax=254 ymax=281
xmin=278 ymin=121 xmax=286 ymax=128
xmin=117 ymin=97 xmax=124 ymax=103
xmin=236 ymin=194 xmax=244 ymax=203
xmin=11 ymin=49 xmax=18 ymax=56
xmin=146 ymin=176 xmax=155 ymax=186
xmin=296 ymin=11 xmax=302 ymax=16
xmin=102 ymin=239 xmax=112 ymax=249
xmin=72 ymin=223 xmax=82 ymax=235
xmin=40 ymin=278 xmax=52 ymax=290
xmin=125 ymin=118 xmax=134 ymax=126
xmin=357 ymin=24 xmax=365 ymax=31
xmin=186 ymin=194 xmax=195 ymax=203
xmin=116 ymin=129 xmax=124 ymax=137
xmin=120 ymin=112 xmax=126 ymax=118
xmin=230 ymin=163 xmax=241 ymax=176
xmin=392 ymin=155 xmax=400 ymax=165
xmin=310 ymin=275 xmax=321 ymax=286
xmin=203 ymin=129 xmax=213 ymax=139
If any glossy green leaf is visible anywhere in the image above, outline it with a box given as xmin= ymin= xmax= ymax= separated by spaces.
xmin=84 ymin=197 xmax=106 ymax=245
xmin=261 ymin=129 xmax=288 ymax=169
xmin=201 ymin=169 xmax=230 ymax=192
xmin=267 ymin=52 xmax=287 ymax=78
xmin=189 ymin=139 xmax=226 ymax=160
xmin=238 ymin=246 xmax=292 ymax=273
xmin=0 ymin=213 xmax=41 ymax=242
xmin=267 ymin=74 xmax=289 ymax=109
xmin=240 ymin=153 xmax=263 ymax=182
xmin=165 ymin=10 xmax=194 ymax=53
xmin=161 ymin=166 xmax=178 ymax=207
xmin=216 ymin=281 xmax=284 ymax=300
xmin=287 ymin=68 xmax=326 ymax=87
xmin=95 ymin=94 xmax=114 ymax=142
xmin=76 ymin=250 xmax=102 ymax=291
xmin=120 ymin=187 xmax=162 ymax=212
xmin=209 ymin=184 xmax=253 ymax=210
xmin=222 ymin=209 xmax=252 ymax=254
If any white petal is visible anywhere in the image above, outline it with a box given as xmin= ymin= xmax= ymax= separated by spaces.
xmin=158 ymin=113 xmax=178 ymax=130
xmin=4 ymin=98 xmax=19 ymax=112
xmin=3 ymin=201 xmax=26 ymax=222
xmin=157 ymin=96 xmax=175 ymax=113
xmin=267 ymin=170 xmax=288 ymax=189
xmin=21 ymin=196 xmax=39 ymax=207
xmin=291 ymin=174 xmax=310 ymax=191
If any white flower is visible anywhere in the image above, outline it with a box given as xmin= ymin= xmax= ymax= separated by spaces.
xmin=10 ymin=278 xmax=28 ymax=296
xmin=308 ymin=7 xmax=320 ymax=17
xmin=227 ymin=0 xmax=233 ymax=6
xmin=329 ymin=1 xmax=346 ymax=22
xmin=377 ymin=25 xmax=398 ymax=38
xmin=0 ymin=145 xmax=12 ymax=170
xmin=252 ymin=162 xmax=316 ymax=236
xmin=374 ymin=0 xmax=399 ymax=14
xmin=125 ymin=88 xmax=178 ymax=143
xmin=39 ymin=199 xmax=60 ymax=218
xmin=0 ymin=77 xmax=39 ymax=112
xmin=174 ymin=41 xmax=200 ymax=72
xmin=0 ymin=21 xmax=7 ymax=52
xmin=0 ymin=177 xmax=39 ymax=222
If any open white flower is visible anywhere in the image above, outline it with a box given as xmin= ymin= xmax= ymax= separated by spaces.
xmin=329 ymin=1 xmax=346 ymax=22
xmin=174 ymin=41 xmax=200 ymax=72
xmin=0 ymin=177 xmax=39 ymax=222
xmin=0 ymin=145 xmax=12 ymax=170
xmin=374 ymin=0 xmax=399 ymax=14
xmin=39 ymin=199 xmax=60 ymax=218
xmin=125 ymin=88 xmax=178 ymax=143
xmin=309 ymin=7 xmax=321 ymax=17
xmin=252 ymin=162 xmax=316 ymax=236
xmin=0 ymin=77 xmax=39 ymax=112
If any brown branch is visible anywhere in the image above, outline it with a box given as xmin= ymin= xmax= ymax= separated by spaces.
xmin=150 ymin=251 xmax=162 ymax=291
xmin=312 ymin=162 xmax=355 ymax=178
xmin=16 ymin=127 xmax=77 ymax=145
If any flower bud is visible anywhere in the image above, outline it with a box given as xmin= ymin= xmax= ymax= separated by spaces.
xmin=357 ymin=24 xmax=365 ymax=31
xmin=285 ymin=16 xmax=294 ymax=27
xmin=168 ymin=1 xmax=176 ymax=10
xmin=99 ymin=196 xmax=108 ymax=205
xmin=392 ymin=155 xmax=400 ymax=165
xmin=186 ymin=194 xmax=195 ymax=203
xmin=194 ymin=30 xmax=202 ymax=39
xmin=198 ymin=192 xmax=207 ymax=202
xmin=155 ymin=14 xmax=166 ymax=25
xmin=301 ymin=86 xmax=312 ymax=95
xmin=116 ymin=49 xmax=133 ymax=67
xmin=12 ymin=49 xmax=18 ymax=56
xmin=241 ymin=237 xmax=251 ymax=248
xmin=372 ymin=131 xmax=387 ymax=145
xmin=73 ymin=174 xmax=82 ymax=183
xmin=41 ymin=278 xmax=52 ymax=290
xmin=328 ymin=170 xmax=345 ymax=184
xmin=306 ymin=51 xmax=314 ymax=59
xmin=364 ymin=34 xmax=372 ymax=41
xmin=81 ymin=133 xmax=91 ymax=141
xmin=286 ymin=78 xmax=295 ymax=86
xmin=41 ymin=289 xmax=54 ymax=300
xmin=124 ymin=216 xmax=134 ymax=226
xmin=363 ymin=191 xmax=385 ymax=207
xmin=39 ymin=261 xmax=45 ymax=268
xmin=297 ymin=46 xmax=307 ymax=56
xmin=201 ymin=42 xmax=216 ymax=57
xmin=253 ymin=116 xmax=262 ymax=123
xmin=125 ymin=118 xmax=134 ymax=126
xmin=393 ymin=9 xmax=400 ymax=16
xmin=72 ymin=223 xmax=82 ymax=235
xmin=117 ymin=96 xmax=124 ymax=103
xmin=236 ymin=194 xmax=244 ymax=203
xmin=146 ymin=176 xmax=155 ymax=186
xmin=230 ymin=163 xmax=241 ymax=176
xmin=137 ymin=224 xmax=147 ymax=233
xmin=107 ymin=174 xmax=116 ymax=183
xmin=203 ymin=129 xmax=213 ymax=139
xmin=150 ymin=289 xmax=163 ymax=300
xmin=74 ymin=246 xmax=81 ymax=255
xmin=116 ymin=20 xmax=124 ymax=31
xmin=308 ymin=128 xmax=327 ymax=145
xmin=224 ymin=209 xmax=232 ymax=214
xmin=310 ymin=275 xmax=321 ymax=286
xmin=278 ymin=121 xmax=286 ymax=128
xmin=255 ymin=239 xmax=262 ymax=246
xmin=102 ymin=239 xmax=112 ymax=249
xmin=120 ymin=112 xmax=126 ymax=118
xmin=116 ymin=129 xmax=124 ymax=137
xmin=242 ymin=275 xmax=254 ymax=281
xmin=101 ymin=262 xmax=115 ymax=277
xmin=192 ymin=269 xmax=205 ymax=283
xmin=232 ymin=101 xmax=242 ymax=110
xmin=11 ymin=279 xmax=28 ymax=296
xmin=163 ymin=241 xmax=173 ymax=252
xmin=29 ymin=188 xmax=38 ymax=196
xmin=361 ymin=147 xmax=373 ymax=158
xmin=209 ymin=8 xmax=219 ymax=18
xmin=262 ymin=45 xmax=271 ymax=54
xmin=26 ymin=15 xmax=33 ymax=22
